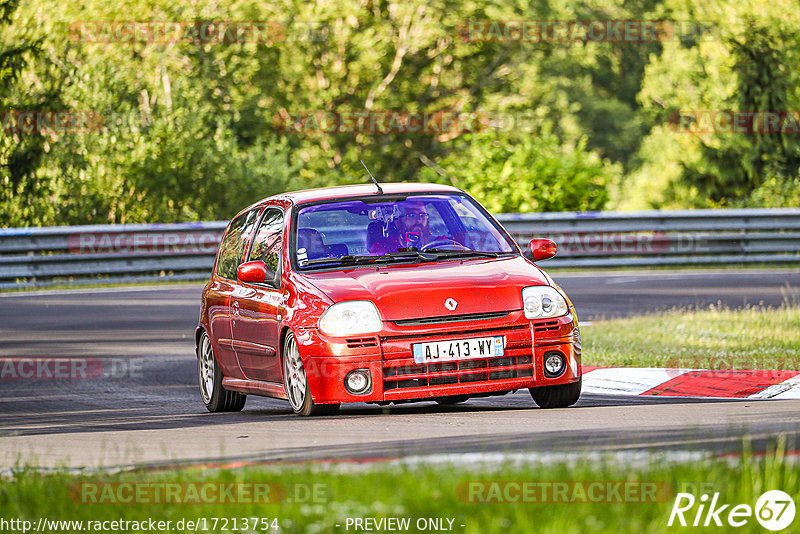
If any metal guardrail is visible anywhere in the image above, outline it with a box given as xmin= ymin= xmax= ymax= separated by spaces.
xmin=501 ymin=208 xmax=800 ymax=268
xmin=0 ymin=208 xmax=798 ymax=288
xmin=0 ymin=222 xmax=226 ymax=289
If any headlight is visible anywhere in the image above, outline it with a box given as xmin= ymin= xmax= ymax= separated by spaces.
xmin=319 ymin=301 xmax=382 ymax=336
xmin=522 ymin=286 xmax=568 ymax=319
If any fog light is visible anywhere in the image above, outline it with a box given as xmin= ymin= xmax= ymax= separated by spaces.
xmin=543 ymin=351 xmax=566 ymax=378
xmin=345 ymin=369 xmax=371 ymax=394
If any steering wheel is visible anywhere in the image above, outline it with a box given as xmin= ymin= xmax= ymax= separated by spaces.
xmin=421 ymin=238 xmax=470 ymax=251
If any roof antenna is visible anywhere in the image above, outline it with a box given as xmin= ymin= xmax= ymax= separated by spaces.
xmin=360 ymin=160 xmax=384 ymax=195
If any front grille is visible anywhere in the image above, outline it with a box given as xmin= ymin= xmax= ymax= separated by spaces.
xmin=378 ymin=314 xmax=568 ymax=393
xmin=346 ymin=337 xmax=378 ymax=348
xmin=383 ymin=354 xmax=533 ymax=391
xmin=428 ymin=361 xmax=458 ymax=373
xmin=393 ymin=311 xmax=509 ymax=326
xmin=534 ymin=319 xmax=560 ymax=333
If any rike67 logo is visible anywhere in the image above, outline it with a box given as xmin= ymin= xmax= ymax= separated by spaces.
xmin=669 ymin=490 xmax=796 ymax=531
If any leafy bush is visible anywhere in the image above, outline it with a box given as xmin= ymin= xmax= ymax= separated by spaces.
xmin=419 ymin=130 xmax=618 ymax=213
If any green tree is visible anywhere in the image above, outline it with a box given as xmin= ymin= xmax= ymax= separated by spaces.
xmin=0 ymin=0 xmax=61 ymax=226
xmin=625 ymin=0 xmax=800 ymax=208
xmin=419 ymin=130 xmax=617 ymax=212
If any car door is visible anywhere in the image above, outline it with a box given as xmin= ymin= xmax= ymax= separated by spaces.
xmin=230 ymin=207 xmax=284 ymax=382
xmin=208 ymin=207 xmax=261 ymax=378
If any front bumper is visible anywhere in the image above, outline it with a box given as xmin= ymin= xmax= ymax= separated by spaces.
xmin=297 ymin=310 xmax=582 ymax=404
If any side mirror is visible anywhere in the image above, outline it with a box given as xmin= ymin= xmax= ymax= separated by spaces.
xmin=529 ymin=238 xmax=557 ymax=261
xmin=237 ymin=261 xmax=268 ymax=284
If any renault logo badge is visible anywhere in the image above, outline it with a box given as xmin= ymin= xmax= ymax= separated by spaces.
xmin=444 ymin=298 xmax=458 ymax=311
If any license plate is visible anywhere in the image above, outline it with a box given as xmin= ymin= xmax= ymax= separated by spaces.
xmin=412 ymin=336 xmax=504 ymax=364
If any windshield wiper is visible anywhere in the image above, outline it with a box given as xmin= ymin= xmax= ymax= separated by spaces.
xmin=299 ymin=251 xmax=438 ymax=268
xmin=373 ymin=251 xmax=439 ymax=263
xmin=423 ymin=249 xmax=500 ymax=258
xmin=300 ymin=255 xmax=375 ymax=267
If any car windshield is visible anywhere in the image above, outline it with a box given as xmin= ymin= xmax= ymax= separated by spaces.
xmin=294 ymin=194 xmax=516 ymax=269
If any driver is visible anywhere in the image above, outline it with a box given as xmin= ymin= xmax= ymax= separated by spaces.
xmin=369 ymin=201 xmax=450 ymax=254
xmin=396 ymin=201 xmax=432 ymax=248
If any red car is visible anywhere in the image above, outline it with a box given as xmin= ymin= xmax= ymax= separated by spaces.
xmin=196 ymin=183 xmax=582 ymax=416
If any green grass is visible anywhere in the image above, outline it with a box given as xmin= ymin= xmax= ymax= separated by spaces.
xmin=0 ymin=444 xmax=796 ymax=533
xmin=582 ymin=304 xmax=800 ymax=369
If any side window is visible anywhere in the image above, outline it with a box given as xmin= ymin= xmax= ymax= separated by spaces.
xmin=247 ymin=208 xmax=284 ymax=285
xmin=216 ymin=209 xmax=259 ymax=280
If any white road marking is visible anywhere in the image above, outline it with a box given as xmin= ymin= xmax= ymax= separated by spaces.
xmin=582 ymin=367 xmax=691 ymax=395
xmin=750 ymin=375 xmax=800 ymax=400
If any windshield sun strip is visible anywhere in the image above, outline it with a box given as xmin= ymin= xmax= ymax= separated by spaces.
xmin=297 ymin=251 xmax=514 ymax=271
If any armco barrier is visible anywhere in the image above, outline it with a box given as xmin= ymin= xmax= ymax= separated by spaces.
xmin=0 ymin=222 xmax=226 ymax=289
xmin=0 ymin=208 xmax=798 ymax=288
xmin=501 ymin=208 xmax=800 ymax=268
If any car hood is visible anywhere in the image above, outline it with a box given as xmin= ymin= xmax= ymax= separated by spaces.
xmin=302 ymin=256 xmax=549 ymax=321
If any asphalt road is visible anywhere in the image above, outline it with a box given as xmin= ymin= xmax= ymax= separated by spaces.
xmin=1 ymin=269 xmax=799 ymax=469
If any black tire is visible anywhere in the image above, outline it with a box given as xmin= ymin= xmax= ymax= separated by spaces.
xmin=435 ymin=395 xmax=470 ymax=405
xmin=283 ymin=332 xmax=340 ymax=416
xmin=197 ymin=331 xmax=246 ymax=412
xmin=530 ymin=378 xmax=581 ymax=409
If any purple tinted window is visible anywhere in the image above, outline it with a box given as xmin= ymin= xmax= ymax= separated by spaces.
xmin=294 ymin=195 xmax=515 ymax=267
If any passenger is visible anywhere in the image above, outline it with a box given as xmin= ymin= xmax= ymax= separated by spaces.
xmin=297 ymin=228 xmax=327 ymax=260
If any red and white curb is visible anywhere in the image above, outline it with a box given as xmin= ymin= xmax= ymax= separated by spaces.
xmin=580 ymin=366 xmax=800 ymax=399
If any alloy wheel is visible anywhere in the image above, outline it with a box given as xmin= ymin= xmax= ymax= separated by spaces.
xmin=198 ymin=333 xmax=215 ymax=404
xmin=284 ymin=335 xmax=307 ymax=412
